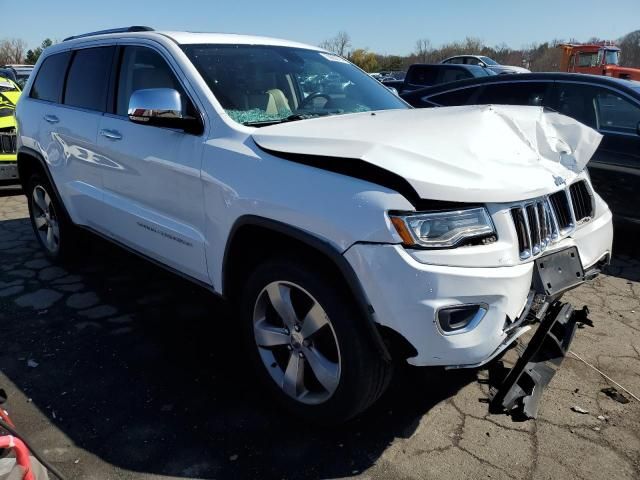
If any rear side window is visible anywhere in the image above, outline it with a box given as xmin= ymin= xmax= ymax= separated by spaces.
xmin=476 ymin=82 xmax=550 ymax=106
xmin=594 ymin=90 xmax=640 ymax=134
xmin=426 ymin=86 xmax=483 ymax=106
xmin=407 ymin=66 xmax=438 ymax=86
xmin=64 ymin=47 xmax=114 ymax=112
xmin=30 ymin=52 xmax=71 ymax=103
xmin=437 ymin=67 xmax=473 ymax=84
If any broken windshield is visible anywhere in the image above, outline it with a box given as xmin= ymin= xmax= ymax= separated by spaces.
xmin=181 ymin=44 xmax=408 ymax=126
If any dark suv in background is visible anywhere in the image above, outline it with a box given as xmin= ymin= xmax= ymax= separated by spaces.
xmin=382 ymin=63 xmax=495 ymax=94
xmin=402 ymin=73 xmax=640 ymax=223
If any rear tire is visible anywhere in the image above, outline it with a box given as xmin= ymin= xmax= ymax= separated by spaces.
xmin=241 ymin=256 xmax=393 ymax=424
xmin=26 ymin=174 xmax=78 ymax=261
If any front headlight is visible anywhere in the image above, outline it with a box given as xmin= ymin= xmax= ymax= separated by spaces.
xmin=390 ymin=208 xmax=496 ymax=248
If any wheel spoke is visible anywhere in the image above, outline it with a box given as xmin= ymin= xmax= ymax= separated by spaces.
xmin=44 ymin=191 xmax=52 ymax=210
xmin=33 ymin=189 xmax=47 ymax=213
xmin=46 ymin=226 xmax=55 ymax=249
xmin=254 ymin=320 xmax=290 ymax=347
xmin=266 ymin=283 xmax=298 ymax=328
xmin=282 ymin=353 xmax=304 ymax=397
xmin=300 ymin=302 xmax=329 ymax=339
xmin=50 ymin=221 xmax=60 ymax=242
xmin=302 ymin=345 xmax=339 ymax=393
xmin=34 ymin=215 xmax=47 ymax=230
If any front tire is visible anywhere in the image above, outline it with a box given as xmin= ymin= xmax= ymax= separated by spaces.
xmin=26 ymin=174 xmax=77 ymax=261
xmin=242 ymin=257 xmax=393 ymax=424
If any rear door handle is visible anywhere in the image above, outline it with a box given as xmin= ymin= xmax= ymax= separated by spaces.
xmin=43 ymin=114 xmax=59 ymax=124
xmin=99 ymin=129 xmax=122 ymax=141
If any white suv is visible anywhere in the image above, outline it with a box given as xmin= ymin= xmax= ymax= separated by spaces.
xmin=16 ymin=27 xmax=613 ymax=423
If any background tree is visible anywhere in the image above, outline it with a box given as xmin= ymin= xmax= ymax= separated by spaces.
xmin=25 ymin=38 xmax=54 ymax=65
xmin=0 ymin=39 xmax=27 ymax=64
xmin=319 ymin=31 xmax=351 ymax=57
xmin=619 ymin=30 xmax=640 ymax=67
xmin=349 ymin=49 xmax=378 ymax=72
xmin=414 ymin=38 xmax=431 ymax=63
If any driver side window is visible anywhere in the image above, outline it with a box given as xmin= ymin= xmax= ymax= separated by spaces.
xmin=116 ymin=46 xmax=182 ymax=116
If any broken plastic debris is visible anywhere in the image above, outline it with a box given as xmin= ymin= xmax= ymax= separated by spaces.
xmin=27 ymin=359 xmax=38 ymax=368
xmin=601 ymin=387 xmax=630 ymax=404
xmin=571 ymin=405 xmax=589 ymax=414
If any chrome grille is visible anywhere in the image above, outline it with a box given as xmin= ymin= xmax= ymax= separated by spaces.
xmin=569 ymin=180 xmax=594 ymax=222
xmin=511 ymin=199 xmax=556 ymax=259
xmin=0 ymin=132 xmax=16 ymax=154
xmin=511 ymin=181 xmax=594 ymax=260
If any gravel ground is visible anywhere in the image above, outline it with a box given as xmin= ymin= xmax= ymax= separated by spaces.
xmin=0 ymin=186 xmax=639 ymax=480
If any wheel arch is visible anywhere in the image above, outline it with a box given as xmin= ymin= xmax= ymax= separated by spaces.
xmin=17 ymin=147 xmax=72 ymax=221
xmin=222 ymin=215 xmax=392 ymax=362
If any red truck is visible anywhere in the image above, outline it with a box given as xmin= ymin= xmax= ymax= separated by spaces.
xmin=560 ymin=43 xmax=640 ymax=80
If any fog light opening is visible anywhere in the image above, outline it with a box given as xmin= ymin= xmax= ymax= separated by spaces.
xmin=437 ymin=304 xmax=488 ymax=335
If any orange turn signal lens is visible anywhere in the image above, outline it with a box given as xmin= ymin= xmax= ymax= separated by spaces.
xmin=390 ymin=216 xmax=415 ymax=246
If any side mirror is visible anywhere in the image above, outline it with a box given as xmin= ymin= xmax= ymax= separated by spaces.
xmin=128 ymin=88 xmax=201 ymax=134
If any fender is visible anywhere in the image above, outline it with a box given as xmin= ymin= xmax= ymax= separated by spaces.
xmin=223 ymin=215 xmax=392 ymax=362
xmin=17 ymin=146 xmax=73 ymax=221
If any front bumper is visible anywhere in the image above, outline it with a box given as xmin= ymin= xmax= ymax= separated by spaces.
xmin=344 ymin=207 xmax=613 ymax=367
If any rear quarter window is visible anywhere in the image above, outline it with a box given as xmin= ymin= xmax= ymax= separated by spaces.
xmin=30 ymin=52 xmax=71 ymax=103
xmin=407 ymin=66 xmax=438 ymax=86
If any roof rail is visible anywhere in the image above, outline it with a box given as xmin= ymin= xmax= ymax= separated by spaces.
xmin=63 ymin=26 xmax=154 ymax=42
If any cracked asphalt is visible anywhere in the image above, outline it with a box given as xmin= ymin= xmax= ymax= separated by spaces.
xmin=0 ymin=186 xmax=639 ymax=480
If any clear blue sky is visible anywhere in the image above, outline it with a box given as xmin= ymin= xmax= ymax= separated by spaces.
xmin=3 ymin=0 xmax=638 ymax=55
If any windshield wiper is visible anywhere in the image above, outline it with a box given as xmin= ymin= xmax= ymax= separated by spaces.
xmin=243 ymin=110 xmax=343 ymax=127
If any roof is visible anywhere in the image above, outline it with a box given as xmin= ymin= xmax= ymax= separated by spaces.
xmin=56 ymin=28 xmax=323 ymax=52
xmin=401 ymin=72 xmax=640 ymax=100
xmin=159 ymin=31 xmax=323 ymax=50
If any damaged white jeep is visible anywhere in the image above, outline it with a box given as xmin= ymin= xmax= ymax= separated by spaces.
xmin=16 ymin=28 xmax=613 ymax=423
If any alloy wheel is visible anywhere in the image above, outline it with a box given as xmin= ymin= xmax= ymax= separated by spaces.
xmin=31 ymin=185 xmax=60 ymax=254
xmin=253 ymin=280 xmax=342 ymax=405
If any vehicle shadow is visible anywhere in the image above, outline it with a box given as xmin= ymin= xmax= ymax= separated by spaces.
xmin=0 ymin=185 xmax=22 ymax=198
xmin=604 ymin=223 xmax=640 ymax=283
xmin=0 ymin=217 xmax=475 ymax=479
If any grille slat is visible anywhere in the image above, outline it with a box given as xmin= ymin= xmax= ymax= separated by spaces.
xmin=570 ymin=181 xmax=593 ymax=222
xmin=511 ymin=180 xmax=594 ymax=260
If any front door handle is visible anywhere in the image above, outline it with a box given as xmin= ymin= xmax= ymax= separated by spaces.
xmin=99 ymin=129 xmax=122 ymax=141
xmin=43 ymin=114 xmax=59 ymax=124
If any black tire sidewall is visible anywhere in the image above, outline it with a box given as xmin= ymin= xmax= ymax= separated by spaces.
xmin=241 ymin=258 xmax=385 ymax=424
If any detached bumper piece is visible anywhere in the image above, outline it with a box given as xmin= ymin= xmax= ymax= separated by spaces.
xmin=488 ymin=302 xmax=587 ymax=419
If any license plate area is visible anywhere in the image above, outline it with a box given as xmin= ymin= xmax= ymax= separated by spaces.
xmin=533 ymin=247 xmax=584 ymax=296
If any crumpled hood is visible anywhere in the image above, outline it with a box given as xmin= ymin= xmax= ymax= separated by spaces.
xmin=252 ymin=105 xmax=602 ymax=203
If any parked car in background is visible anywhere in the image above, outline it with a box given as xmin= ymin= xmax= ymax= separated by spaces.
xmin=0 ymin=64 xmax=35 ymax=88
xmin=0 ymin=74 xmax=20 ymax=184
xmin=0 ymin=68 xmax=18 ymax=83
xmin=441 ymin=55 xmax=530 ymax=74
xmin=382 ymin=63 xmax=495 ymax=94
xmin=402 ymin=73 xmax=640 ymax=223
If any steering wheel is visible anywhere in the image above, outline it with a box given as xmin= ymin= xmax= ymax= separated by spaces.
xmin=299 ymin=92 xmax=332 ymax=109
